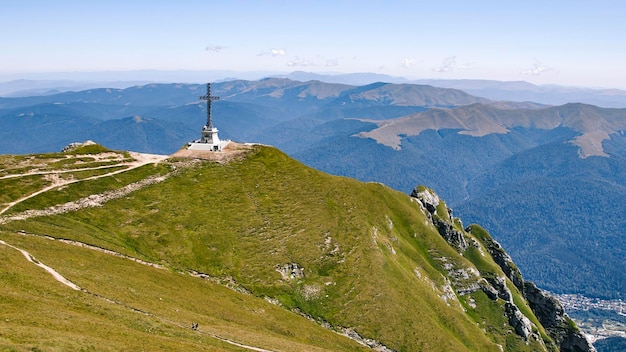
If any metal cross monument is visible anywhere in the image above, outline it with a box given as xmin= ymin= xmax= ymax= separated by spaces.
xmin=199 ymin=83 xmax=220 ymax=129
xmin=187 ymin=82 xmax=229 ymax=151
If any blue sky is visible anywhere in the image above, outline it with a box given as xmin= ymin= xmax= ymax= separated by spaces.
xmin=1 ymin=0 xmax=625 ymax=88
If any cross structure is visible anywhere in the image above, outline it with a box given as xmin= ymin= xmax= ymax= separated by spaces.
xmin=187 ymin=82 xmax=230 ymax=151
xmin=199 ymin=83 xmax=220 ymax=130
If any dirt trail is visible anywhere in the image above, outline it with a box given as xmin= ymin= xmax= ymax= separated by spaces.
xmin=0 ymin=173 xmax=170 ymax=224
xmin=0 ymin=148 xmax=282 ymax=352
xmin=0 ymin=149 xmax=280 ymax=351
xmin=0 ymin=152 xmax=169 ymax=216
xmin=1 ymin=235 xmax=276 ymax=352
xmin=0 ymin=239 xmax=81 ymax=290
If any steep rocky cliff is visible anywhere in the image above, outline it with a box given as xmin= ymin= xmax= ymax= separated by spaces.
xmin=411 ymin=185 xmax=595 ymax=352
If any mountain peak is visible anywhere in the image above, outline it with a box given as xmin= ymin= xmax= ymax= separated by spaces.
xmin=0 ymin=144 xmax=594 ymax=351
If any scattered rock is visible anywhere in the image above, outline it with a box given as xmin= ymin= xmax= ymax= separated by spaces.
xmin=505 ymin=302 xmax=533 ymax=339
xmin=411 ymin=186 xmax=468 ymax=252
xmin=61 ymin=140 xmax=96 ymax=152
xmin=300 ymin=284 xmax=322 ymax=300
xmin=338 ymin=327 xmax=396 ymax=352
xmin=276 ymin=263 xmax=305 ymax=280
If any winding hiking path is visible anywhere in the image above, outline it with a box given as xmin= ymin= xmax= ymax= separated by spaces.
xmin=0 ymin=173 xmax=170 ymax=224
xmin=0 ymin=152 xmax=168 ymax=216
xmin=0 ymin=238 xmax=81 ymax=290
xmin=0 ymin=150 xmax=278 ymax=352
xmin=0 ymin=235 xmax=276 ymax=352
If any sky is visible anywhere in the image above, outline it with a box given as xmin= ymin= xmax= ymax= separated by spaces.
xmin=1 ymin=0 xmax=626 ymax=88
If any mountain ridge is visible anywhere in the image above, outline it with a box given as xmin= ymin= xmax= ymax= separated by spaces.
xmin=277 ymin=72 xmax=626 ymax=108
xmin=0 ymin=143 xmax=593 ymax=351
xmin=5 ymin=70 xmax=626 ymax=107
xmin=358 ymin=103 xmax=626 ymax=157
xmin=1 ymin=78 xmax=624 ymax=307
xmin=0 ymin=79 xmax=498 ymax=154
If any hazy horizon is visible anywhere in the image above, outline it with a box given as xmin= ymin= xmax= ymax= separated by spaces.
xmin=3 ymin=1 xmax=626 ymax=89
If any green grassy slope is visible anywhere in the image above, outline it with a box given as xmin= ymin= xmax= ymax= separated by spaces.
xmin=0 ymin=231 xmax=367 ymax=352
xmin=0 ymin=145 xmax=561 ymax=351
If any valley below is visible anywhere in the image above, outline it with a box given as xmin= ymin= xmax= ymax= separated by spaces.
xmin=2 ymin=76 xmax=625 ymax=350
xmin=555 ymin=293 xmax=626 ymax=344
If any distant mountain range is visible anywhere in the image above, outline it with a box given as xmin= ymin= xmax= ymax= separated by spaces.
xmin=1 ymin=78 xmax=625 ymax=303
xmin=277 ymin=71 xmax=626 ymax=108
xmin=5 ymin=70 xmax=626 ymax=107
xmin=0 ymin=79 xmax=153 ymax=97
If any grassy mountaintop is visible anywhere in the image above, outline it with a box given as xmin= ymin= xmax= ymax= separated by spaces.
xmin=0 ymin=143 xmax=590 ymax=351
xmin=359 ymin=103 xmax=626 ymax=157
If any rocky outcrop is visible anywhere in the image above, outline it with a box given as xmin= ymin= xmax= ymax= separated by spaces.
xmin=61 ymin=140 xmax=96 ymax=152
xmin=410 ymin=186 xmax=439 ymax=214
xmin=412 ymin=187 xmax=537 ymax=341
xmin=523 ymin=282 xmax=596 ymax=352
xmin=465 ymin=225 xmax=596 ymax=352
xmin=276 ymin=263 xmax=305 ymax=280
xmin=412 ymin=186 xmax=595 ymax=352
xmin=433 ymin=217 xmax=469 ymax=252
xmin=411 ymin=186 xmax=468 ymax=252
xmin=484 ymin=275 xmax=512 ymax=301
xmin=505 ymin=302 xmax=533 ymax=339
xmin=471 ymin=228 xmax=524 ymax=291
xmin=479 ymin=278 xmax=500 ymax=300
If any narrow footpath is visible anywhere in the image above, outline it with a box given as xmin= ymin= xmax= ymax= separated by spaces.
xmin=0 ymin=151 xmax=277 ymax=352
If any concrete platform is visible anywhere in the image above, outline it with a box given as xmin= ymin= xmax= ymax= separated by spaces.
xmin=187 ymin=140 xmax=231 ymax=151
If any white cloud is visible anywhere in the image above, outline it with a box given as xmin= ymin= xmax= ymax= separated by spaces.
xmin=432 ymin=55 xmax=472 ymax=73
xmin=433 ymin=55 xmax=456 ymax=72
xmin=401 ymin=58 xmax=417 ymax=68
xmin=205 ymin=44 xmax=226 ymax=52
xmin=455 ymin=62 xmax=473 ymax=70
xmin=287 ymin=57 xmax=313 ymax=67
xmin=324 ymin=58 xmax=338 ymax=67
xmin=286 ymin=55 xmax=338 ymax=67
xmin=521 ymin=60 xmax=554 ymax=75
xmin=258 ymin=48 xmax=286 ymax=56
xmin=271 ymin=48 xmax=286 ymax=56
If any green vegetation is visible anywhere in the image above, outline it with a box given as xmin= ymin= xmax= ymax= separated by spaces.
xmin=63 ymin=143 xmax=116 ymax=155
xmin=0 ymin=145 xmax=575 ymax=351
xmin=62 ymin=164 xmax=131 ymax=179
xmin=6 ymin=163 xmax=170 ymax=214
xmin=2 ymin=80 xmax=626 ymax=303
xmin=0 ymin=175 xmax=51 ymax=205
xmin=0 ymin=231 xmax=368 ymax=352
xmin=47 ymin=158 xmax=131 ymax=170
